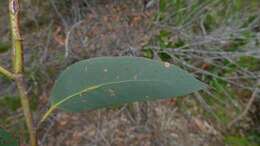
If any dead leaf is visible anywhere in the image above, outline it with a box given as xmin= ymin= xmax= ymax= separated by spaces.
xmin=53 ymin=27 xmax=65 ymax=46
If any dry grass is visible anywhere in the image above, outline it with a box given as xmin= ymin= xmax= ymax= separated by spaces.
xmin=0 ymin=0 xmax=259 ymax=145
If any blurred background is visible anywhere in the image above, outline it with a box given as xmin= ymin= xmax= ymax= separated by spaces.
xmin=0 ymin=0 xmax=259 ymax=145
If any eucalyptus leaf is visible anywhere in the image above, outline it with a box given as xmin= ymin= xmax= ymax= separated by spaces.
xmin=42 ymin=57 xmax=206 ymax=121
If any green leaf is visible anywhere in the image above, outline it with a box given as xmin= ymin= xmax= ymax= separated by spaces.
xmin=0 ymin=96 xmax=21 ymax=111
xmin=173 ymin=39 xmax=186 ymax=48
xmin=0 ymin=128 xmax=18 ymax=146
xmin=159 ymin=0 xmax=167 ymax=12
xmin=237 ymin=56 xmax=260 ymax=71
xmin=42 ymin=57 xmax=205 ymax=121
xmin=158 ymin=52 xmax=172 ymax=62
xmin=142 ymin=48 xmax=154 ymax=59
xmin=0 ymin=42 xmax=11 ymax=53
xmin=224 ymin=135 xmax=258 ymax=146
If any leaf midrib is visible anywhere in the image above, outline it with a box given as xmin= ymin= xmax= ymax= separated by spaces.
xmin=41 ymin=79 xmax=168 ymax=122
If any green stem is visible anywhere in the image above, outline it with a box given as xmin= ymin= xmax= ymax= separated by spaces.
xmin=9 ymin=0 xmax=37 ymax=146
xmin=9 ymin=0 xmax=23 ymax=73
xmin=0 ymin=65 xmax=15 ymax=80
xmin=15 ymin=75 xmax=37 ymax=146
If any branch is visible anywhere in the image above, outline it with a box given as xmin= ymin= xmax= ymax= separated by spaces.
xmin=9 ymin=0 xmax=37 ymax=146
xmin=15 ymin=75 xmax=37 ymax=146
xmin=9 ymin=0 xmax=23 ymax=73
xmin=0 ymin=65 xmax=15 ymax=80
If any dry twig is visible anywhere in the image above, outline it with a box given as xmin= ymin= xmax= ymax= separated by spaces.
xmin=228 ymin=80 xmax=260 ymax=128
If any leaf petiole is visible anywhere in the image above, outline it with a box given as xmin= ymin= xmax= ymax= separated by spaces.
xmin=0 ymin=65 xmax=15 ymax=80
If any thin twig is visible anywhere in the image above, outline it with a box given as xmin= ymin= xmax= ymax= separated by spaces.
xmin=194 ymin=92 xmax=216 ymax=117
xmin=65 ymin=20 xmax=83 ymax=58
xmin=49 ymin=0 xmax=68 ymax=27
xmin=228 ymin=80 xmax=259 ymax=128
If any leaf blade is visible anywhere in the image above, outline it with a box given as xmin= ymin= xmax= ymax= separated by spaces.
xmin=43 ymin=57 xmax=206 ymax=121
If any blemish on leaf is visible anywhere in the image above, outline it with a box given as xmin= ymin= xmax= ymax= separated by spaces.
xmin=164 ymin=62 xmax=171 ymax=68
xmin=81 ymin=99 xmax=87 ymax=103
xmin=108 ymin=89 xmax=116 ymax=96
xmin=80 ymin=91 xmax=87 ymax=97
xmin=104 ymin=69 xmax=108 ymax=72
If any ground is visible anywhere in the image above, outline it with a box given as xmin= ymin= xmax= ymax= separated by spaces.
xmin=0 ymin=0 xmax=259 ymax=146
